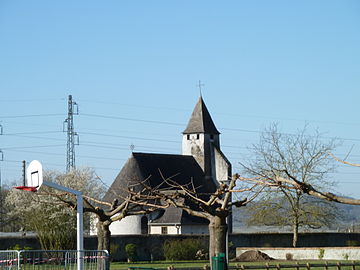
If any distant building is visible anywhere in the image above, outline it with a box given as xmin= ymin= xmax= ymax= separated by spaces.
xmin=102 ymin=97 xmax=231 ymax=235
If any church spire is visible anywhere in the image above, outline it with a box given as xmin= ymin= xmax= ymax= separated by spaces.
xmin=183 ymin=97 xmax=220 ymax=135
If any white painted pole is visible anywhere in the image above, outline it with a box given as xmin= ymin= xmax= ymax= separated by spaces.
xmin=77 ymin=194 xmax=84 ymax=270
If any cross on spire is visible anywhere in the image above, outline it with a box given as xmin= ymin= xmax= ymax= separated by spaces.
xmin=197 ymin=80 xmax=204 ymax=96
xmin=130 ymin=143 xmax=135 ymax=152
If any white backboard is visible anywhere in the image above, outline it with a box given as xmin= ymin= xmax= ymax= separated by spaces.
xmin=26 ymin=160 xmax=43 ymax=190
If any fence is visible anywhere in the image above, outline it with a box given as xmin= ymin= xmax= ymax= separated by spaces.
xmin=0 ymin=250 xmax=109 ymax=270
xmin=0 ymin=250 xmax=19 ymax=270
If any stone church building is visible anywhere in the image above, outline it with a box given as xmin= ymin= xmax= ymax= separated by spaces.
xmin=103 ymin=97 xmax=232 ymax=235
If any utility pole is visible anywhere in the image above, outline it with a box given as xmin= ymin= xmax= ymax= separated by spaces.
xmin=22 ymin=160 xmax=26 ymax=186
xmin=63 ymin=95 xmax=79 ymax=172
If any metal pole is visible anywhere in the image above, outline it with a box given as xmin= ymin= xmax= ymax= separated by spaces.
xmin=77 ymin=194 xmax=84 ymax=270
xmin=22 ymin=160 xmax=26 ymax=186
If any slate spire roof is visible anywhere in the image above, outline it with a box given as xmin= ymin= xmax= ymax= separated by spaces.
xmin=183 ymin=96 xmax=220 ymax=135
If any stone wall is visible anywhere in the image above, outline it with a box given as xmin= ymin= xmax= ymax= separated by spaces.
xmin=236 ymin=247 xmax=360 ymax=260
xmin=229 ymin=232 xmax=360 ymax=248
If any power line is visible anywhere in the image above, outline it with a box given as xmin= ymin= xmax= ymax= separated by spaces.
xmin=82 ymin=113 xmax=184 ymax=127
xmin=80 ymin=131 xmax=179 ymax=143
xmin=80 ymin=140 xmax=179 ymax=151
xmin=3 ymin=112 xmax=360 ymax=145
xmin=80 ymin=143 xmax=174 ymax=155
xmin=2 ymin=131 xmax=62 ymax=135
xmin=0 ymin=98 xmax=64 ymax=103
xmin=79 ymin=99 xmax=190 ymax=112
xmin=4 ymin=149 xmax=127 ymax=162
xmin=3 ymin=134 xmax=66 ymax=142
xmin=0 ymin=113 xmax=63 ymax=118
xmin=79 ymin=98 xmax=360 ymax=127
xmin=81 ymin=113 xmax=360 ymax=143
xmin=2 ymin=144 xmax=65 ymax=150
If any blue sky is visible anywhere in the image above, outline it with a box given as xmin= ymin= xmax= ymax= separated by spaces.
xmin=1 ymin=1 xmax=360 ymax=198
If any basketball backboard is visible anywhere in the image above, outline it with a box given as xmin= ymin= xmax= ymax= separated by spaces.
xmin=26 ymin=160 xmax=43 ymax=191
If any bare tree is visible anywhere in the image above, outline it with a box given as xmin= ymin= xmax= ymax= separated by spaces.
xmin=53 ymin=189 xmax=161 ymax=252
xmin=241 ymin=124 xmax=339 ymax=247
xmin=244 ymin=193 xmax=341 ymax=235
xmin=134 ymin=173 xmax=260 ymax=266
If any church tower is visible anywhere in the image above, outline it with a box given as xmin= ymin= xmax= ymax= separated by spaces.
xmin=182 ymin=96 xmax=233 ymax=233
xmin=182 ymin=97 xmax=228 ymax=184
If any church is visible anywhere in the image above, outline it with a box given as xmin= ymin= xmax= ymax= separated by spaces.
xmin=103 ymin=96 xmax=232 ymax=235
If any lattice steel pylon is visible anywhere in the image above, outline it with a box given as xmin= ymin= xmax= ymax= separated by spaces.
xmin=63 ymin=95 xmax=79 ymax=172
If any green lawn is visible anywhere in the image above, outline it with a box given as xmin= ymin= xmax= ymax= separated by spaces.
xmin=110 ymin=260 xmax=360 ymax=270
xmin=111 ymin=260 xmax=209 ymax=269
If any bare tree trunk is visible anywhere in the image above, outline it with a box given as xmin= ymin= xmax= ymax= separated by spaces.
xmin=96 ymin=220 xmax=111 ymax=251
xmin=292 ymin=218 xmax=299 ymax=247
xmin=208 ymin=215 xmax=228 ymax=269
xmin=96 ymin=220 xmax=111 ymax=270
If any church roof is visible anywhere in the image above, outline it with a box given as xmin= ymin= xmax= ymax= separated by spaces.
xmin=149 ymin=204 xmax=209 ymax=226
xmin=183 ymin=97 xmax=220 ymax=135
xmin=103 ymin=152 xmax=217 ymax=203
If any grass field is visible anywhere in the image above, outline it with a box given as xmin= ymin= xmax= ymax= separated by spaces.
xmin=110 ymin=260 xmax=360 ymax=270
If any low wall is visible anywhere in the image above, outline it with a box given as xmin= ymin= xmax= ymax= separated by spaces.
xmin=0 ymin=235 xmax=40 ymax=250
xmin=236 ymin=247 xmax=360 ymax=261
xmin=1 ymin=233 xmax=360 ymax=261
xmin=229 ymin=232 xmax=360 ymax=248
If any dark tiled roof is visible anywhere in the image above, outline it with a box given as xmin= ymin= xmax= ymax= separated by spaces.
xmin=183 ymin=97 xmax=220 ymax=135
xmin=149 ymin=206 xmax=183 ymax=224
xmin=103 ymin=152 xmax=217 ymax=203
xmin=149 ymin=205 xmax=209 ymax=225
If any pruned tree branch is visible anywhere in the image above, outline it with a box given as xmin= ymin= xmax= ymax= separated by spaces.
xmin=328 ymin=152 xmax=360 ymax=168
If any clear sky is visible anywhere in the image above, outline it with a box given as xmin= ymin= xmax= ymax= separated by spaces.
xmin=1 ymin=1 xmax=360 ymax=198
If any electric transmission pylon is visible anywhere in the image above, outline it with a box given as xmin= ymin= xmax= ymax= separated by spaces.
xmin=64 ymin=95 xmax=79 ymax=172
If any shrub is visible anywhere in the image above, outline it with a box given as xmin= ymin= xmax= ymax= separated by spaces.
xmin=318 ymin=248 xmax=325 ymax=260
xmin=125 ymin=243 xmax=137 ymax=262
xmin=163 ymin=238 xmax=204 ymax=261
xmin=9 ymin=244 xmax=22 ymax=251
xmin=286 ymin=253 xmax=293 ymax=260
xmin=228 ymin=241 xmax=236 ymax=260
xmin=8 ymin=244 xmax=32 ymax=251
xmin=110 ymin=243 xmax=119 ymax=261
xmin=346 ymin=240 xmax=358 ymax=246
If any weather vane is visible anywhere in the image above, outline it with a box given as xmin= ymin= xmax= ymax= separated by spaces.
xmin=130 ymin=144 xmax=135 ymax=152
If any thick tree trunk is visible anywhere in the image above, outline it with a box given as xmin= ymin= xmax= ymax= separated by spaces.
xmin=96 ymin=220 xmax=111 ymax=270
xmin=208 ymin=215 xmax=228 ymax=269
xmin=96 ymin=220 xmax=111 ymax=251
